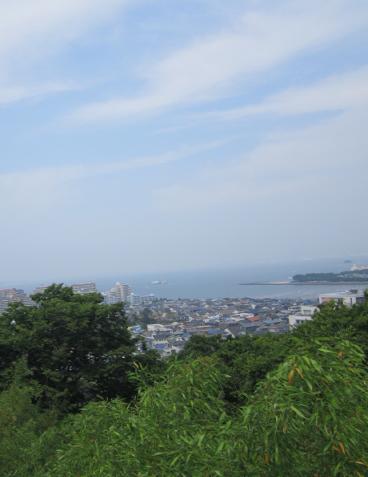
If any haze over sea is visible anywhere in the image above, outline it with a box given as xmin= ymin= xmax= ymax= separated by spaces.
xmin=11 ymin=256 xmax=368 ymax=301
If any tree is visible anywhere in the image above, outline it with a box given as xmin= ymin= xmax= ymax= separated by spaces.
xmin=0 ymin=284 xmax=139 ymax=412
xmin=179 ymin=334 xmax=224 ymax=359
xmin=180 ymin=333 xmax=293 ymax=408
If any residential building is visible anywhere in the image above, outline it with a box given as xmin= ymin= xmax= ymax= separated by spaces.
xmin=72 ymin=282 xmax=97 ymax=295
xmin=0 ymin=288 xmax=33 ymax=314
xmin=288 ymin=305 xmax=319 ymax=330
xmin=33 ymin=285 xmax=50 ymax=294
xmin=319 ymin=290 xmax=365 ymax=307
xmin=34 ymin=283 xmax=97 ymax=295
xmin=106 ymin=282 xmax=132 ymax=304
xmin=351 ymin=264 xmax=368 ymax=272
xmin=129 ymin=293 xmax=142 ymax=306
xmin=141 ymin=294 xmax=156 ymax=305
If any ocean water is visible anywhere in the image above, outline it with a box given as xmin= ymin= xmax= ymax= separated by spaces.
xmin=11 ymin=257 xmax=368 ymax=300
xmin=95 ymin=257 xmax=368 ymax=300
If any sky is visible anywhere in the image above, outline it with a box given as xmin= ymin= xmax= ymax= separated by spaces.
xmin=1 ymin=0 xmax=368 ymax=283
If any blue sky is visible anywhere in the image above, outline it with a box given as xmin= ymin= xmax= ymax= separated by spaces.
xmin=1 ymin=0 xmax=368 ymax=282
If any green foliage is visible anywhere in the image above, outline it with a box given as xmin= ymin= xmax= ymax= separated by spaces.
xmin=180 ymin=333 xmax=292 ymax=408
xmin=43 ymin=357 xmax=235 ymax=477
xmin=218 ymin=333 xmax=292 ymax=407
xmin=0 ymin=380 xmax=60 ymax=477
xmin=27 ymin=340 xmax=368 ymax=476
xmin=294 ymin=301 xmax=368 ymax=355
xmin=237 ymin=339 xmax=368 ymax=476
xmin=179 ymin=334 xmax=224 ymax=359
xmin=31 ymin=284 xmax=76 ymax=304
xmin=0 ymin=285 xmax=148 ymax=413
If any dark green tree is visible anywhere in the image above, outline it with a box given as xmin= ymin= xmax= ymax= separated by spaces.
xmin=0 ymin=284 xmax=139 ymax=412
xmin=179 ymin=334 xmax=224 ymax=359
xmin=180 ymin=333 xmax=292 ymax=407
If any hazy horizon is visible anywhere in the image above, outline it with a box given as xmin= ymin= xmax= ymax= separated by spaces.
xmin=1 ymin=0 xmax=368 ymax=283
xmin=4 ymin=255 xmax=368 ymax=294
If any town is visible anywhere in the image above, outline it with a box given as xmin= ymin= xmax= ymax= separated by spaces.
xmin=0 ymin=281 xmax=365 ymax=357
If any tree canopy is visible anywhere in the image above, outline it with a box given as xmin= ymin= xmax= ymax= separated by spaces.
xmin=0 ymin=284 xmax=149 ymax=412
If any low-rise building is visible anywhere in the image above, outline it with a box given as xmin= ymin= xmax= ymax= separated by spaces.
xmin=319 ymin=290 xmax=365 ymax=307
xmin=129 ymin=293 xmax=142 ymax=306
xmin=288 ymin=305 xmax=319 ymax=330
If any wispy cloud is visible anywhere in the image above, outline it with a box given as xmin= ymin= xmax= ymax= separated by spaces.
xmin=154 ymin=107 xmax=368 ymax=211
xmin=0 ymin=81 xmax=81 ymax=106
xmin=202 ymin=66 xmax=368 ymax=121
xmin=0 ymin=0 xmax=130 ymax=63
xmin=0 ymin=0 xmax=133 ymax=104
xmin=69 ymin=0 xmax=368 ymax=123
xmin=0 ymin=138 xmax=224 ymax=210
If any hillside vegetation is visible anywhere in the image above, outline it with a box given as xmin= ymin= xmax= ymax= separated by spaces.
xmin=1 ymin=286 xmax=368 ymax=476
xmin=293 ymin=270 xmax=368 ymax=282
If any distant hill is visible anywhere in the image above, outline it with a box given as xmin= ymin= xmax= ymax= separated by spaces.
xmin=293 ymin=269 xmax=368 ymax=283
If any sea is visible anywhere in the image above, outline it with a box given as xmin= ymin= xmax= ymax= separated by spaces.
xmin=94 ymin=257 xmax=368 ymax=301
xmin=10 ymin=257 xmax=368 ymax=301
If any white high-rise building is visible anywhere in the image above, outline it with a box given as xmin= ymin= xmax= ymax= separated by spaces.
xmin=105 ymin=282 xmax=132 ymax=304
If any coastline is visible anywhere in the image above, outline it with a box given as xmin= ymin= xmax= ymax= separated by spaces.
xmin=240 ymin=281 xmax=368 ymax=286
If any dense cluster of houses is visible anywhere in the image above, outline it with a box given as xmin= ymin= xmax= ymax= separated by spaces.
xmin=128 ymin=290 xmax=366 ymax=356
xmin=128 ymin=297 xmax=298 ymax=356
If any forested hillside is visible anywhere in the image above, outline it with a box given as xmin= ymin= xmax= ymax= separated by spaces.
xmin=1 ymin=286 xmax=368 ymax=476
xmin=293 ymin=270 xmax=368 ymax=282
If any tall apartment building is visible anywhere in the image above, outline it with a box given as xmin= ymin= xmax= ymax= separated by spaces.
xmin=105 ymin=282 xmax=132 ymax=304
xmin=71 ymin=282 xmax=98 ymax=295
xmin=0 ymin=288 xmax=33 ymax=314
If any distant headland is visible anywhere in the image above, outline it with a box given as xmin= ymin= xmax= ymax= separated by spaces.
xmin=240 ymin=265 xmax=368 ymax=286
